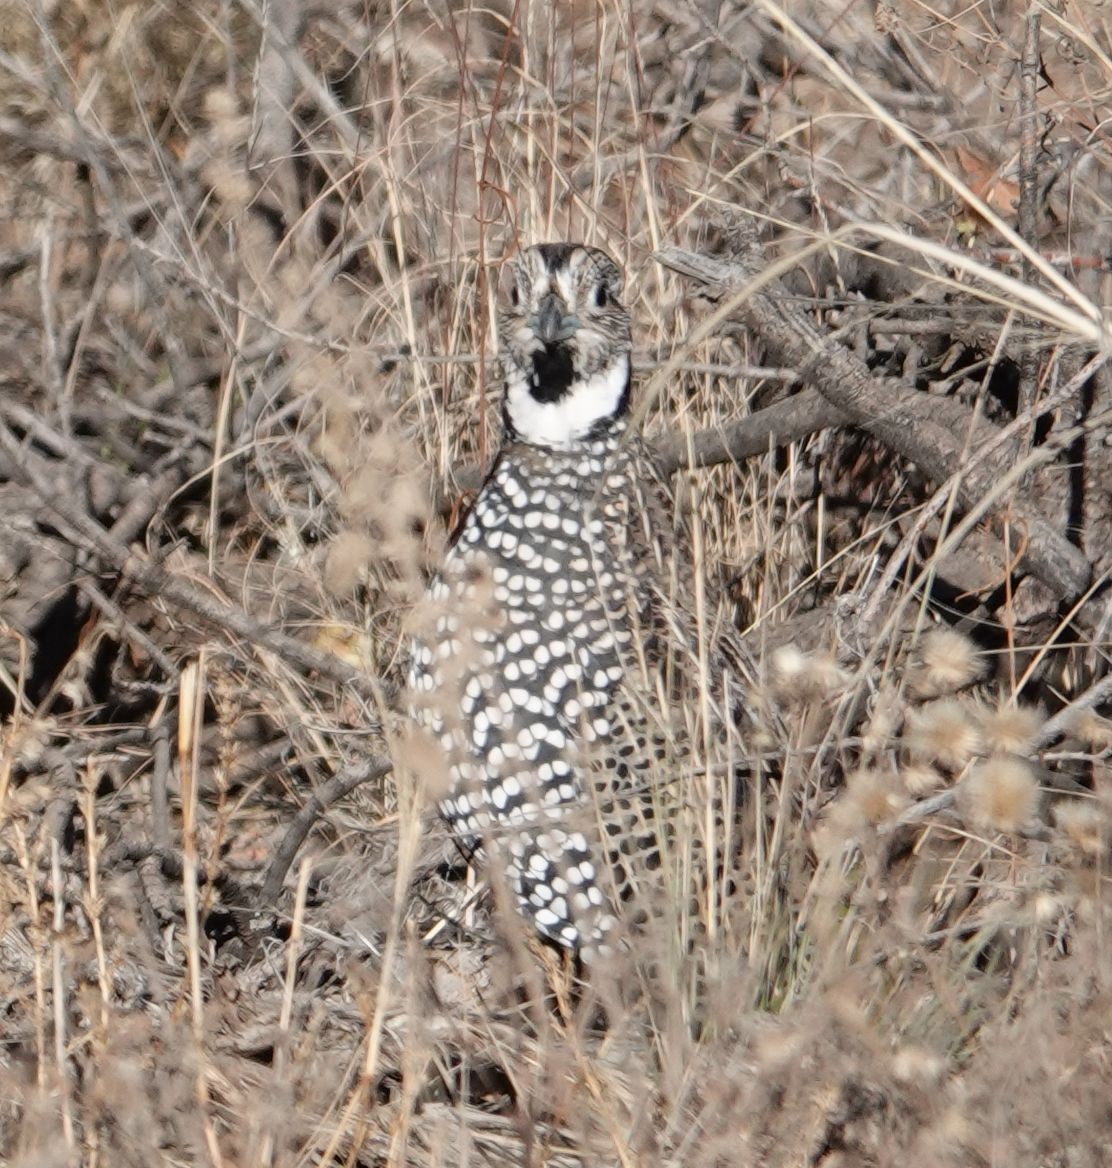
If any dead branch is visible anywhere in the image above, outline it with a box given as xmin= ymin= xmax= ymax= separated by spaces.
xmin=256 ymin=755 xmax=393 ymax=910
xmin=1017 ymin=7 xmax=1043 ymax=449
xmin=1035 ymin=673 xmax=1112 ymax=750
xmin=654 ymin=388 xmax=845 ymax=475
xmin=654 ymin=239 xmax=1095 ymax=606
xmin=0 ymin=422 xmax=378 ymax=702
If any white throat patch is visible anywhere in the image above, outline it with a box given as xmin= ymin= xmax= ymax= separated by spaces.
xmin=505 ymin=356 xmax=629 ymax=448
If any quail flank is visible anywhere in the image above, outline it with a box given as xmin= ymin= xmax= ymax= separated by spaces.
xmin=409 ymin=243 xmax=746 ymax=961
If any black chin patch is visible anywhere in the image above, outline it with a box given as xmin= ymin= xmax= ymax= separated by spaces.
xmin=529 ymin=344 xmax=575 ymax=403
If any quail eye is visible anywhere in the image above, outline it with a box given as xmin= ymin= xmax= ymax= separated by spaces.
xmin=510 ymin=285 xmax=520 ymax=308
xmin=593 ymin=284 xmax=609 ymax=308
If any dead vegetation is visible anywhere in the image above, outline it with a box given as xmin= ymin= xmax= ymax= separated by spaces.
xmin=0 ymin=1 xmax=1110 ymax=1164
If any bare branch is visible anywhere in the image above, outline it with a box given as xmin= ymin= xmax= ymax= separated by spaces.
xmin=654 ymin=388 xmax=844 ymax=475
xmin=654 ymin=240 xmax=1095 ymax=604
xmin=256 ymin=756 xmax=393 ymax=910
xmin=0 ymin=422 xmax=378 ymax=702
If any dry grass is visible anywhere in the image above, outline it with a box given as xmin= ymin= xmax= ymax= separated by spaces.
xmin=0 ymin=1 xmax=1110 ymax=1164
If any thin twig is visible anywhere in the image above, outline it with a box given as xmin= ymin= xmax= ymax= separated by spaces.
xmin=150 ymin=719 xmax=172 ymax=857
xmin=1017 ymin=7 xmax=1043 ymax=462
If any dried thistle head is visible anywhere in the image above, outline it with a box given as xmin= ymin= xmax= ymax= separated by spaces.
xmin=321 ymin=388 xmax=439 ymax=599
xmin=890 ymin=1045 xmax=945 ymax=1088
xmin=1054 ymin=799 xmax=1107 ymax=860
xmin=960 ymin=756 xmax=1041 ymax=833
xmin=908 ymin=627 xmax=983 ymax=698
xmin=768 ymin=643 xmax=848 ymax=705
xmin=844 ymin=767 xmax=907 ymax=825
xmin=811 ymin=767 xmax=906 ymax=859
xmin=197 ymin=87 xmax=252 ymax=214
xmin=978 ymin=702 xmax=1041 ymax=756
xmin=903 ymin=698 xmax=982 ymax=772
xmin=395 ymin=723 xmax=453 ymax=806
xmin=861 ymin=684 xmax=903 ymax=759
xmin=1068 ymin=711 xmax=1112 ymax=752
xmin=324 ymin=529 xmax=375 ymax=597
xmin=314 ymin=386 xmax=362 ymax=479
xmin=901 ymin=762 xmax=945 ymax=797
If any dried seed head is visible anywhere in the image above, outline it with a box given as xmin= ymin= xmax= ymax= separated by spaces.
xmin=891 ymin=1045 xmax=945 ymax=1087
xmin=904 ymin=699 xmax=982 ymax=771
xmin=396 ymin=724 xmax=453 ymax=803
xmin=340 ymin=463 xmax=390 ymax=522
xmin=201 ymin=157 xmax=252 ymax=213
xmin=1054 ymin=800 xmax=1106 ymax=859
xmin=311 ymin=623 xmax=372 ymax=669
xmin=810 ymin=814 xmax=850 ymax=862
xmin=768 ymin=644 xmax=846 ymax=703
xmin=909 ymin=627 xmax=983 ymax=697
xmin=203 ymin=87 xmax=238 ymax=123
xmin=1032 ymin=893 xmax=1067 ymax=930
xmin=751 ymin=1026 xmax=806 ymax=1074
xmin=961 ymin=756 xmax=1040 ymax=833
xmin=845 ymin=767 xmax=907 ymax=824
xmin=314 ymin=389 xmax=360 ymax=477
xmin=979 ymin=702 xmax=1041 ymax=755
xmin=902 ymin=762 xmax=945 ymax=797
xmin=202 ymin=87 xmax=249 ymax=147
xmin=11 ymin=717 xmax=53 ymax=769
xmin=1069 ymin=711 xmax=1112 ymax=752
xmin=769 ymin=643 xmax=807 ymax=694
xmin=324 ymin=529 xmax=375 ymax=597
xmin=356 ymin=473 xmax=436 ymax=591
xmin=809 ymin=651 xmax=850 ymax=698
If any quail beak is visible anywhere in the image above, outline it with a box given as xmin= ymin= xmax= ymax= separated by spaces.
xmin=531 ymin=293 xmax=580 ymax=345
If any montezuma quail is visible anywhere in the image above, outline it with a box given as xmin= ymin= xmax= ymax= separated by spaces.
xmin=409 ymin=243 xmax=747 ymax=962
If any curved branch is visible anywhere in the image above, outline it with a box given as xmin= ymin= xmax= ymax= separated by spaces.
xmin=256 ymin=756 xmax=393 ymax=910
xmin=654 ymin=241 xmax=1095 ymax=604
xmin=653 ymin=387 xmax=844 ymax=475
